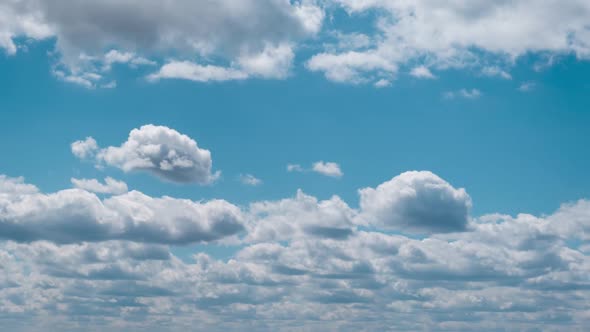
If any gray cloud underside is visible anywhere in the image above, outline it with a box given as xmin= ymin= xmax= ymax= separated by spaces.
xmin=0 ymin=172 xmax=589 ymax=330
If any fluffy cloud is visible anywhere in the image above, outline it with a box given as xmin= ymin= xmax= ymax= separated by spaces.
xmin=70 ymin=137 xmax=98 ymax=159
xmin=287 ymin=161 xmax=343 ymax=178
xmin=0 ymin=171 xmax=589 ymax=330
xmin=0 ymin=175 xmax=243 ymax=244
xmin=309 ymin=0 xmax=590 ymax=84
xmin=358 ymin=171 xmax=472 ymax=234
xmin=73 ymin=125 xmax=220 ymax=184
xmin=0 ymin=0 xmax=323 ymax=86
xmin=312 ymin=161 xmax=343 ymax=178
xmin=71 ymin=177 xmax=128 ymax=195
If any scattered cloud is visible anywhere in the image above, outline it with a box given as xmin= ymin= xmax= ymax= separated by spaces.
xmin=312 ymin=161 xmax=343 ymax=178
xmin=71 ymin=137 xmax=98 ymax=159
xmin=481 ymin=66 xmax=512 ymax=80
xmin=444 ymin=88 xmax=482 ymax=100
xmin=410 ymin=65 xmax=436 ymax=79
xmin=239 ymin=174 xmax=262 ymax=186
xmin=518 ymin=81 xmax=537 ymax=92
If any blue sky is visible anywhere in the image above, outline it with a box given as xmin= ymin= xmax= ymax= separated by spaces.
xmin=1 ymin=1 xmax=590 ymax=331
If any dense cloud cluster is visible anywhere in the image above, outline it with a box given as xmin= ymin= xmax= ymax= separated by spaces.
xmin=2 ymin=1 xmax=590 ymax=86
xmin=0 ymin=170 xmax=589 ymax=330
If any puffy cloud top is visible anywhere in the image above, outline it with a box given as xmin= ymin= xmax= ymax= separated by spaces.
xmin=358 ymin=171 xmax=472 ymax=234
xmin=76 ymin=125 xmax=220 ymax=184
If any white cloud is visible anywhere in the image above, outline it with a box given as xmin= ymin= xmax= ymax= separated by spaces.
xmin=312 ymin=161 xmax=343 ymax=178
xmin=147 ymin=61 xmax=248 ymax=83
xmin=286 ymin=164 xmax=304 ymax=172
xmin=71 ymin=177 xmax=128 ymax=195
xmin=70 ymin=137 xmax=98 ymax=159
xmin=444 ymin=88 xmax=482 ymax=100
xmin=0 ymin=0 xmax=323 ymax=87
xmin=0 ymin=171 xmax=589 ymax=329
xmin=410 ymin=65 xmax=436 ymax=79
xmin=309 ymin=0 xmax=590 ymax=84
xmin=518 ymin=81 xmax=536 ymax=92
xmin=374 ymin=78 xmax=391 ymax=88
xmin=0 ymin=175 xmax=244 ymax=244
xmin=239 ymin=174 xmax=262 ymax=186
xmin=74 ymin=125 xmax=220 ymax=184
xmin=358 ymin=171 xmax=472 ymax=233
xmin=481 ymin=66 xmax=512 ymax=80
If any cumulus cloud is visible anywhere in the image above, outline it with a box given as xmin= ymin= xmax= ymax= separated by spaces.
xmin=70 ymin=137 xmax=98 ymax=159
xmin=358 ymin=171 xmax=472 ymax=234
xmin=312 ymin=161 xmax=343 ymax=178
xmin=410 ymin=65 xmax=436 ymax=79
xmin=73 ymin=125 xmax=220 ymax=184
xmin=0 ymin=175 xmax=243 ymax=244
xmin=0 ymin=171 xmax=589 ymax=330
xmin=0 ymin=0 xmax=323 ymax=86
xmin=71 ymin=177 xmax=128 ymax=195
xmin=309 ymin=0 xmax=590 ymax=84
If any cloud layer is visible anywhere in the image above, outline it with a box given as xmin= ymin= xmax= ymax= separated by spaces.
xmin=3 ymin=1 xmax=590 ymax=86
xmin=0 ymin=170 xmax=589 ymax=330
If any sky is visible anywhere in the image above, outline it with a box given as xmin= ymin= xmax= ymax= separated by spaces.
xmin=1 ymin=1 xmax=590 ymax=331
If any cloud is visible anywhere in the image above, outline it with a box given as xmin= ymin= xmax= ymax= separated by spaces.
xmin=287 ymin=161 xmax=343 ymax=178
xmin=0 ymin=0 xmax=323 ymax=86
xmin=443 ymin=88 xmax=482 ymax=100
xmin=410 ymin=66 xmax=436 ymax=79
xmin=0 ymin=171 xmax=589 ymax=330
xmin=358 ymin=171 xmax=472 ymax=234
xmin=73 ymin=125 xmax=220 ymax=184
xmin=518 ymin=81 xmax=536 ymax=92
xmin=0 ymin=175 xmax=244 ymax=245
xmin=312 ymin=161 xmax=343 ymax=178
xmin=308 ymin=0 xmax=590 ymax=84
xmin=70 ymin=137 xmax=98 ymax=159
xmin=481 ymin=66 xmax=512 ymax=80
xmin=239 ymin=174 xmax=262 ymax=186
xmin=71 ymin=177 xmax=128 ymax=195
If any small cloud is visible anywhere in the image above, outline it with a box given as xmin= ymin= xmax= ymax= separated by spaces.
xmin=239 ymin=174 xmax=262 ymax=186
xmin=312 ymin=161 xmax=343 ymax=178
xmin=443 ymin=88 xmax=482 ymax=100
xmin=410 ymin=65 xmax=436 ymax=79
xmin=71 ymin=137 xmax=98 ymax=159
xmin=287 ymin=164 xmax=304 ymax=172
xmin=481 ymin=66 xmax=512 ymax=80
xmin=518 ymin=81 xmax=536 ymax=92
xmin=374 ymin=79 xmax=391 ymax=88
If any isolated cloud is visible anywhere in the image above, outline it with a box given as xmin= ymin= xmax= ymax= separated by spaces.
xmin=71 ymin=177 xmax=128 ymax=195
xmin=239 ymin=174 xmax=262 ymax=186
xmin=443 ymin=88 xmax=482 ymax=100
xmin=312 ymin=161 xmax=343 ymax=178
xmin=287 ymin=161 xmax=343 ymax=178
xmin=0 ymin=175 xmax=243 ymax=244
xmin=74 ymin=125 xmax=220 ymax=184
xmin=358 ymin=171 xmax=472 ymax=234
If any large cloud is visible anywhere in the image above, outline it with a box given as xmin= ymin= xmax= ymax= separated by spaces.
xmin=0 ymin=172 xmax=589 ymax=330
xmin=358 ymin=171 xmax=472 ymax=233
xmin=308 ymin=0 xmax=590 ymax=84
xmin=0 ymin=0 xmax=323 ymax=86
xmin=74 ymin=125 xmax=220 ymax=184
xmin=0 ymin=175 xmax=243 ymax=244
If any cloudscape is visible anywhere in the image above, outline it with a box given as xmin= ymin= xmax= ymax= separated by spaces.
xmin=1 ymin=1 xmax=590 ymax=331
